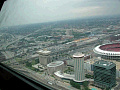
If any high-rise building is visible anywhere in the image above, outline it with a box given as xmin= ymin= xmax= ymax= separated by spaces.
xmin=37 ymin=50 xmax=51 ymax=66
xmin=73 ymin=53 xmax=85 ymax=82
xmin=93 ymin=60 xmax=116 ymax=89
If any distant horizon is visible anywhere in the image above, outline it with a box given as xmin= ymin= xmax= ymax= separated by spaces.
xmin=0 ymin=14 xmax=120 ymax=29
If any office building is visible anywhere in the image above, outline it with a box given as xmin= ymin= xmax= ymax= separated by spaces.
xmin=73 ymin=53 xmax=85 ymax=82
xmin=47 ymin=61 xmax=64 ymax=75
xmin=37 ymin=50 xmax=51 ymax=66
xmin=93 ymin=60 xmax=116 ymax=89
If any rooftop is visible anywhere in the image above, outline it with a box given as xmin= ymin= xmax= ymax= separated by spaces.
xmin=93 ymin=60 xmax=116 ymax=69
xmin=37 ymin=50 xmax=51 ymax=55
xmin=47 ymin=61 xmax=64 ymax=67
xmin=115 ymin=34 xmax=120 ymax=36
xmin=73 ymin=52 xmax=84 ymax=58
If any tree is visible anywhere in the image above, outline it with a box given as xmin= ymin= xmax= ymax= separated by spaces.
xmin=85 ymin=74 xmax=93 ymax=79
xmin=35 ymin=58 xmax=39 ymax=64
xmin=53 ymin=40 xmax=57 ymax=44
xmin=83 ymin=81 xmax=89 ymax=86
xmin=26 ymin=61 xmax=32 ymax=67
xmin=105 ymin=87 xmax=110 ymax=90
xmin=32 ymin=68 xmax=39 ymax=72
xmin=83 ymin=81 xmax=90 ymax=90
xmin=70 ymin=80 xmax=81 ymax=89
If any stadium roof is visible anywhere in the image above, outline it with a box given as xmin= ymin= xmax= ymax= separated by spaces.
xmin=93 ymin=43 xmax=120 ymax=56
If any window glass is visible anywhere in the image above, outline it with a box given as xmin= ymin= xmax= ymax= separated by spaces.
xmin=0 ymin=0 xmax=120 ymax=89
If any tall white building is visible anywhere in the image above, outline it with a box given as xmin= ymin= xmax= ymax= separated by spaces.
xmin=73 ymin=53 xmax=85 ymax=82
xmin=37 ymin=50 xmax=51 ymax=66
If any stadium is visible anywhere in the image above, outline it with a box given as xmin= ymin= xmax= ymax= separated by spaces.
xmin=93 ymin=43 xmax=120 ymax=60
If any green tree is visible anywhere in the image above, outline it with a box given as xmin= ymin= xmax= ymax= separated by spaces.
xmin=32 ymin=68 xmax=39 ymax=72
xmin=105 ymin=87 xmax=110 ymax=90
xmin=70 ymin=80 xmax=81 ymax=89
xmin=26 ymin=61 xmax=32 ymax=67
xmin=35 ymin=58 xmax=39 ymax=64
xmin=85 ymin=74 xmax=93 ymax=79
xmin=83 ymin=81 xmax=90 ymax=90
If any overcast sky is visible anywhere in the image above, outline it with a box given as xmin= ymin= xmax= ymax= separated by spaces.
xmin=0 ymin=0 xmax=120 ymax=27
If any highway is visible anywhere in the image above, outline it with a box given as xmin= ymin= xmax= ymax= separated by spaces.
xmin=0 ymin=28 xmax=46 ymax=50
xmin=9 ymin=64 xmax=68 ymax=90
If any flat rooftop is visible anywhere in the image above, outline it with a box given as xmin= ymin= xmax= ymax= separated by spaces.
xmin=37 ymin=50 xmax=51 ymax=55
xmin=93 ymin=60 xmax=116 ymax=69
xmin=73 ymin=52 xmax=84 ymax=58
xmin=47 ymin=61 xmax=64 ymax=67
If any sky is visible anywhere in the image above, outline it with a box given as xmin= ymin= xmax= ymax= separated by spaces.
xmin=0 ymin=0 xmax=120 ymax=27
